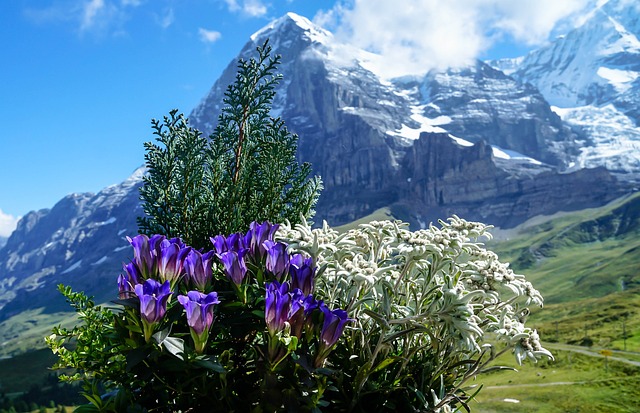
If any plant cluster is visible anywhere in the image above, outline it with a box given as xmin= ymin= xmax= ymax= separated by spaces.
xmin=276 ymin=217 xmax=552 ymax=411
xmin=49 ymin=222 xmax=352 ymax=412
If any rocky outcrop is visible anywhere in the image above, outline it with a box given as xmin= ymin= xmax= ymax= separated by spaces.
xmin=397 ymin=133 xmax=626 ymax=228
xmin=409 ymin=62 xmax=582 ymax=166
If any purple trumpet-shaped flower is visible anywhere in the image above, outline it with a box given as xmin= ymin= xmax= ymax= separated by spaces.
xmin=157 ymin=241 xmax=191 ymax=284
xmin=288 ymin=289 xmax=307 ymax=339
xmin=117 ymin=274 xmax=132 ymax=299
xmin=127 ymin=234 xmax=154 ymax=278
xmin=289 ymin=254 xmax=315 ymax=295
xmin=314 ymin=303 xmax=353 ymax=368
xmin=184 ymin=250 xmax=215 ymax=290
xmin=319 ymin=303 xmax=352 ymax=349
xmin=218 ymin=249 xmax=248 ymax=285
xmin=118 ymin=261 xmax=142 ymax=299
xmin=263 ymin=240 xmax=289 ymax=281
xmin=178 ymin=291 xmax=220 ymax=353
xmin=211 ymin=232 xmax=247 ymax=255
xmin=246 ymin=221 xmax=280 ymax=261
xmin=134 ymin=279 xmax=173 ymax=342
xmin=265 ymin=281 xmax=292 ymax=336
xmin=126 ymin=234 xmax=188 ymax=281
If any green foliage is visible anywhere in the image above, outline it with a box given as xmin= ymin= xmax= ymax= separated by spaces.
xmin=45 ymin=286 xmax=124 ymax=387
xmin=138 ymin=40 xmax=322 ymax=249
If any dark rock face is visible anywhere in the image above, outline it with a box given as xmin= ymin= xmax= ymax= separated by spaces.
xmin=397 ymin=133 xmax=626 ymax=228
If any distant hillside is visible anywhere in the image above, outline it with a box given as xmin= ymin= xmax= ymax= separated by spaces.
xmin=490 ymin=192 xmax=640 ymax=304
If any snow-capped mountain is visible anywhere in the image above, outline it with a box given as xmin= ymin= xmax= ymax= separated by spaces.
xmin=0 ymin=169 xmax=143 ymax=322
xmin=492 ymin=0 xmax=640 ymax=175
xmin=0 ymin=11 xmax=635 ymax=324
xmin=190 ymin=12 xmax=627 ymax=225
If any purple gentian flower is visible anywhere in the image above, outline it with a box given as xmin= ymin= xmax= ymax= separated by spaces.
xmin=265 ymin=281 xmax=292 ymax=335
xmin=118 ymin=261 xmax=142 ymax=298
xmin=134 ymin=279 xmax=172 ymax=324
xmin=184 ymin=250 xmax=215 ymax=290
xmin=211 ymin=232 xmax=246 ymax=255
xmin=263 ymin=240 xmax=289 ymax=280
xmin=178 ymin=291 xmax=220 ymax=335
xmin=218 ymin=249 xmax=248 ymax=285
xmin=289 ymin=254 xmax=315 ymax=295
xmin=127 ymin=234 xmax=155 ymax=278
xmin=134 ymin=279 xmax=172 ymax=341
xmin=319 ymin=303 xmax=352 ymax=349
xmin=157 ymin=242 xmax=190 ymax=284
xmin=288 ymin=289 xmax=307 ymax=339
xmin=122 ymin=261 xmax=142 ymax=285
xmin=246 ymin=221 xmax=280 ymax=260
xmin=117 ymin=274 xmax=132 ymax=299
xmin=313 ymin=303 xmax=353 ymax=367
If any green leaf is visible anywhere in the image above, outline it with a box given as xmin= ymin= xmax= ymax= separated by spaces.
xmin=194 ymin=357 xmax=226 ymax=373
xmin=126 ymin=347 xmax=150 ymax=371
xmin=371 ymin=356 xmax=398 ymax=374
xmin=161 ymin=336 xmax=185 ymax=360
xmin=362 ymin=309 xmax=391 ymax=330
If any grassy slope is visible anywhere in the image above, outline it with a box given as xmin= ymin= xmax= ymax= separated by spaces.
xmin=487 ymin=192 xmax=640 ymax=348
xmin=474 ymin=192 xmax=640 ymax=411
xmin=473 ymin=348 xmax=640 ymax=413
xmin=489 ymin=192 xmax=640 ymax=304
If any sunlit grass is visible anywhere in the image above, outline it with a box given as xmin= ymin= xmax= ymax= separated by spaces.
xmin=473 ymin=348 xmax=640 ymax=413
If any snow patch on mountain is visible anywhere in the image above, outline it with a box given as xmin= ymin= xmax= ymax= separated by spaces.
xmin=552 ymin=104 xmax=640 ymax=173
xmin=597 ymin=67 xmax=639 ymax=93
xmin=92 ymin=256 xmax=109 ymax=266
xmin=61 ymin=260 xmax=82 ymax=275
xmin=386 ymin=104 xmax=450 ymax=141
xmin=491 ymin=146 xmax=543 ymax=165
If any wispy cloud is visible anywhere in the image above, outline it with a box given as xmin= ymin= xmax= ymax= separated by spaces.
xmin=0 ymin=209 xmax=19 ymax=238
xmin=156 ymin=7 xmax=175 ymax=29
xmin=199 ymin=28 xmax=222 ymax=43
xmin=316 ymin=0 xmax=592 ymax=78
xmin=79 ymin=0 xmax=106 ymax=32
xmin=224 ymin=0 xmax=268 ymax=17
xmin=25 ymin=0 xmax=144 ymax=36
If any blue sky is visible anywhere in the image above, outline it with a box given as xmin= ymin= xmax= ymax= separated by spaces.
xmin=0 ymin=0 xmax=594 ymax=236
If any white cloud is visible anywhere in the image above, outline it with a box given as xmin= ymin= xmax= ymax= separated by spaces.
xmin=317 ymin=0 xmax=592 ymax=78
xmin=199 ymin=28 xmax=222 ymax=43
xmin=26 ymin=0 xmax=136 ymax=36
xmin=79 ymin=0 xmax=107 ymax=32
xmin=224 ymin=0 xmax=268 ymax=17
xmin=243 ymin=0 xmax=267 ymax=17
xmin=490 ymin=0 xmax=590 ymax=45
xmin=156 ymin=7 xmax=175 ymax=29
xmin=0 ymin=210 xmax=19 ymax=238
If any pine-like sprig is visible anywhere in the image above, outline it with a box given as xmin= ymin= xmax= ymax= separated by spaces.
xmin=138 ymin=40 xmax=322 ymax=249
